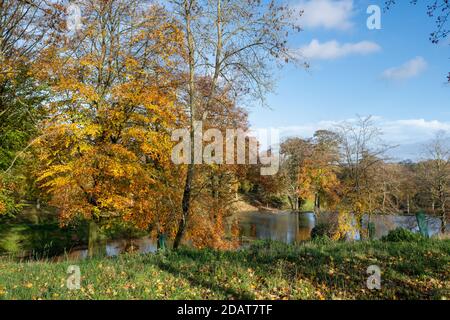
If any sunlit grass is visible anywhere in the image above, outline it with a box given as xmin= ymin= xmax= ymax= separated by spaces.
xmin=0 ymin=240 xmax=448 ymax=300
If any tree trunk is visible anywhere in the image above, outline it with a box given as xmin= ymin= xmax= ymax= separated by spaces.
xmin=88 ymin=220 xmax=106 ymax=258
xmin=174 ymin=0 xmax=196 ymax=250
xmin=441 ymin=204 xmax=447 ymax=234
xmin=314 ymin=193 xmax=320 ymax=215
xmin=296 ymin=197 xmax=301 ymax=212
xmin=357 ymin=215 xmax=364 ymax=240
xmin=406 ymin=195 xmax=410 ymax=214
xmin=287 ymin=196 xmax=294 ymax=212
xmin=174 ymin=163 xmax=194 ymax=249
xmin=441 ymin=213 xmax=446 ymax=234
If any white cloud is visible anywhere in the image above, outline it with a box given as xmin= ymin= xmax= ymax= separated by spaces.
xmin=253 ymin=118 xmax=450 ymax=160
xmin=298 ymin=39 xmax=381 ymax=60
xmin=382 ymin=57 xmax=428 ymax=81
xmin=295 ymin=0 xmax=354 ymax=30
xmin=391 ymin=119 xmax=450 ymax=132
xmin=270 ymin=118 xmax=450 ymax=145
xmin=381 ymin=119 xmax=450 ymax=144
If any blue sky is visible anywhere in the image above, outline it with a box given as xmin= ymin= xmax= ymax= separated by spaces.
xmin=248 ymin=0 xmax=450 ymax=159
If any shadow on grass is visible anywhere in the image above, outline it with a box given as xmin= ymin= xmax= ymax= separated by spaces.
xmin=153 ymin=240 xmax=449 ymax=300
xmin=153 ymin=252 xmax=255 ymax=299
xmin=0 ymin=219 xmax=88 ymax=259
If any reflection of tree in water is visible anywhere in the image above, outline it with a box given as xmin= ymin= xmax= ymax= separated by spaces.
xmin=297 ymin=213 xmax=315 ymax=242
xmin=364 ymin=214 xmax=445 ymax=237
xmin=124 ymin=240 xmax=139 ymax=253
xmin=296 ymin=227 xmax=312 ymax=242
xmin=235 ymin=211 xmax=447 ymax=245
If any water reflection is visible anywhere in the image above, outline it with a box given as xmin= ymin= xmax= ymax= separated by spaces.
xmin=236 ymin=211 xmax=447 ymax=244
xmin=53 ymin=237 xmax=157 ymax=262
xmin=55 ymin=212 xmax=447 ymax=261
xmin=237 ymin=212 xmax=315 ymax=244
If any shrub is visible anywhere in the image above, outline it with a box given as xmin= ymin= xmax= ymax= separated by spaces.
xmin=268 ymin=196 xmax=285 ymax=209
xmin=239 ymin=181 xmax=254 ymax=194
xmin=381 ymin=228 xmax=425 ymax=242
xmin=311 ymin=222 xmax=334 ymax=240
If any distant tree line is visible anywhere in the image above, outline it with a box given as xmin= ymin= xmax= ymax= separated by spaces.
xmin=244 ymin=116 xmax=449 ymax=236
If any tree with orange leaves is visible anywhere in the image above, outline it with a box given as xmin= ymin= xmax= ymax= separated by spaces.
xmin=304 ymin=130 xmax=341 ymax=215
xmin=170 ymin=0 xmax=303 ymax=249
xmin=34 ymin=0 xmax=183 ymax=256
xmin=182 ymin=78 xmax=249 ymax=249
xmin=298 ymin=158 xmax=340 ymax=216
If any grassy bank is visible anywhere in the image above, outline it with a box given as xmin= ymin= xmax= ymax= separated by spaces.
xmin=0 ymin=209 xmax=147 ymax=259
xmin=0 ymin=240 xmax=448 ymax=300
xmin=0 ymin=222 xmax=88 ymax=259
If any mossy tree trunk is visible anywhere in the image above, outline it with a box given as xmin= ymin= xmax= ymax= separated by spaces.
xmin=88 ymin=220 xmax=106 ymax=258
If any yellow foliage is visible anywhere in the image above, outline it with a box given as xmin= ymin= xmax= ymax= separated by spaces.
xmin=298 ymin=158 xmax=340 ymax=208
xmin=0 ymin=201 xmax=6 ymax=215
xmin=0 ymin=176 xmax=11 ymax=215
xmin=332 ymin=210 xmax=358 ymax=241
xmin=33 ymin=2 xmax=183 ymax=229
xmin=188 ymin=207 xmax=238 ymax=250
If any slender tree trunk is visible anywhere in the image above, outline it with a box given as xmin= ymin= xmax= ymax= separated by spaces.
xmin=441 ymin=214 xmax=446 ymax=234
xmin=357 ymin=214 xmax=364 ymax=240
xmin=206 ymin=0 xmax=222 ymax=108
xmin=174 ymin=0 xmax=196 ymax=250
xmin=406 ymin=195 xmax=410 ymax=214
xmin=287 ymin=195 xmax=294 ymax=212
xmin=441 ymin=203 xmax=447 ymax=234
xmin=314 ymin=193 xmax=320 ymax=215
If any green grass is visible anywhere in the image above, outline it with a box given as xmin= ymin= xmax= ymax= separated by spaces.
xmin=0 ymin=240 xmax=448 ymax=300
xmin=0 ymin=206 xmax=88 ymax=259
xmin=0 ymin=210 xmax=147 ymax=259
xmin=0 ymin=222 xmax=88 ymax=259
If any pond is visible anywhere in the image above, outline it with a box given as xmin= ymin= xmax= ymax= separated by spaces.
xmin=235 ymin=211 xmax=448 ymax=244
xmin=55 ymin=211 xmax=447 ymax=261
xmin=53 ymin=236 xmax=158 ymax=262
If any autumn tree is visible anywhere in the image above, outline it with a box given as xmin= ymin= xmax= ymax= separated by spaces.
xmin=400 ymin=161 xmax=421 ymax=214
xmin=279 ymin=137 xmax=313 ymax=211
xmin=0 ymin=0 xmax=56 ymax=169
xmin=298 ymin=130 xmax=340 ymax=215
xmin=336 ymin=116 xmax=392 ymax=237
xmin=170 ymin=0 xmax=302 ymax=249
xmin=183 ymin=78 xmax=250 ymax=249
xmin=0 ymin=0 xmax=57 ymax=215
xmin=418 ymin=133 xmax=450 ymax=233
xmin=34 ymin=0 xmax=182 ymax=256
